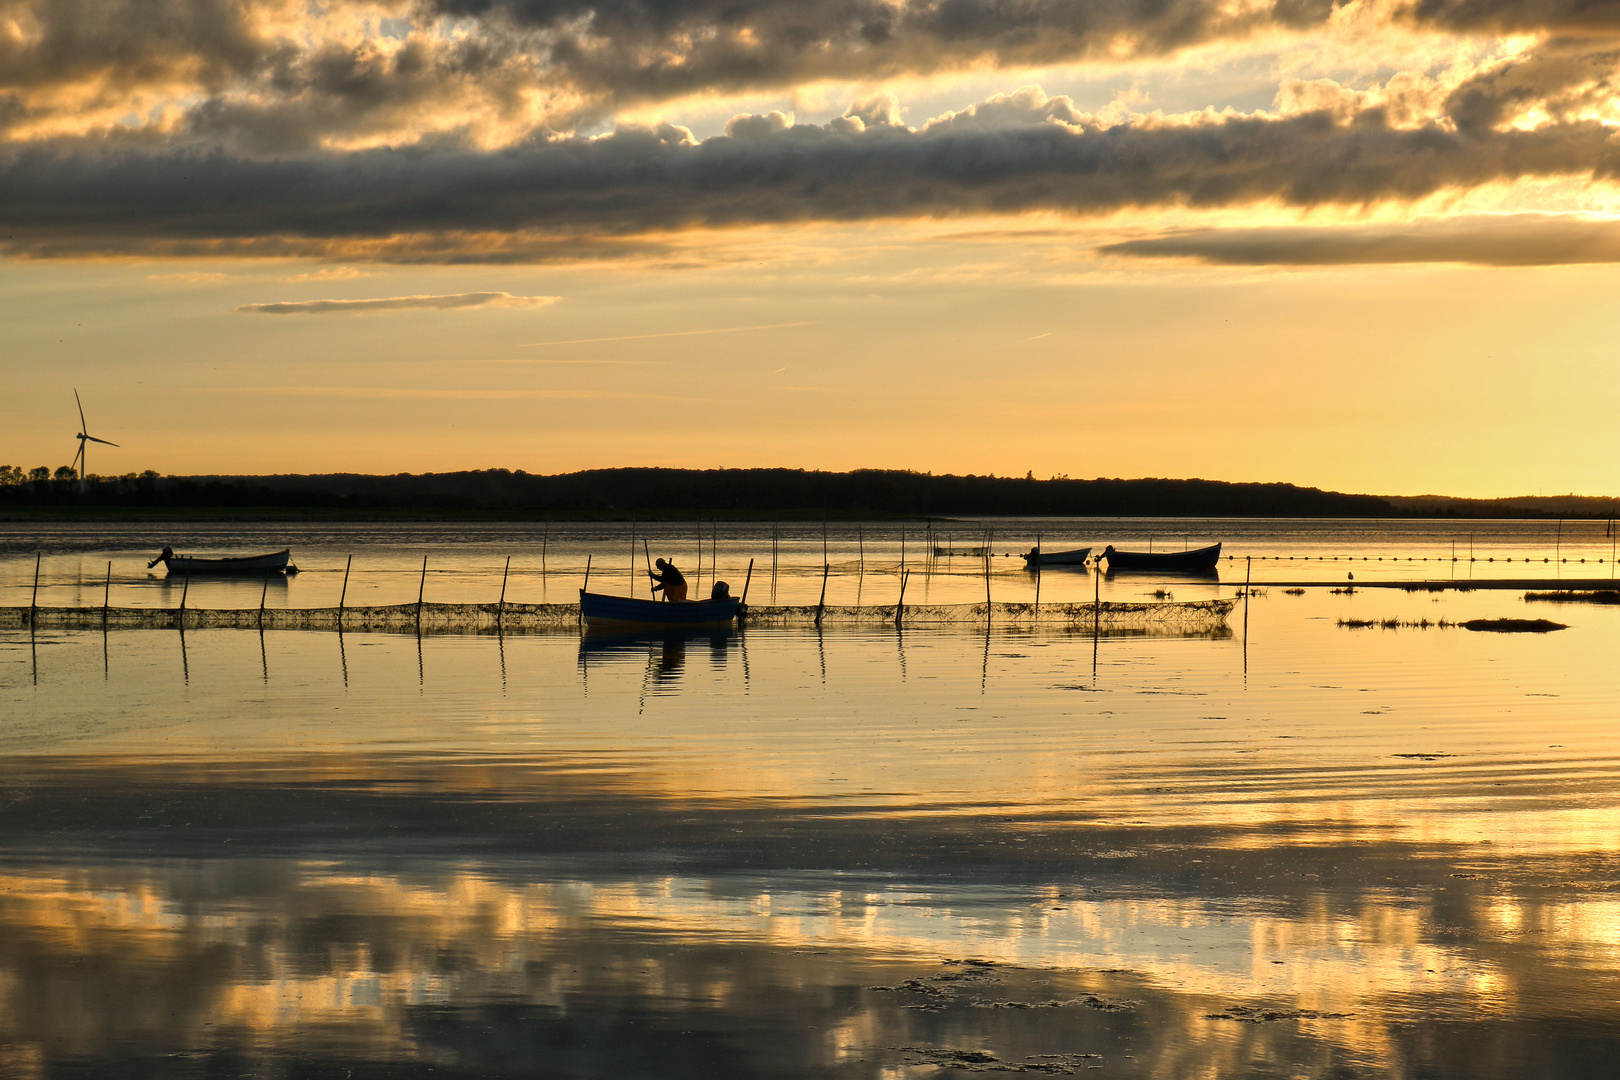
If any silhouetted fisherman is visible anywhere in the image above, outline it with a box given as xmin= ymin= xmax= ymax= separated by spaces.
xmin=649 ymin=557 xmax=688 ymax=602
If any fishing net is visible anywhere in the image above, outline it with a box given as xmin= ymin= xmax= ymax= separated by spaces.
xmin=3 ymin=597 xmax=1235 ymax=633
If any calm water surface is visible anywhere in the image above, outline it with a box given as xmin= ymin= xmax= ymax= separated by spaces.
xmin=2 ymin=519 xmax=1619 ymax=1078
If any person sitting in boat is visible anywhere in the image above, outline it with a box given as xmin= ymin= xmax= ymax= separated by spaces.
xmin=147 ymin=546 xmax=174 ymax=569
xmin=710 ymin=581 xmax=730 ymax=601
xmin=649 ymin=558 xmax=689 ymax=602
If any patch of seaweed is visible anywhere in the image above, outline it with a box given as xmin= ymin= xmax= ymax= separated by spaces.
xmin=1204 ymin=1006 xmax=1354 ymax=1023
xmin=1462 ymin=618 xmax=1567 ymax=633
xmin=892 ymin=1047 xmax=1106 ymax=1074
xmin=1338 ymin=618 xmax=1455 ymax=630
xmin=1524 ymin=590 xmax=1620 ymax=606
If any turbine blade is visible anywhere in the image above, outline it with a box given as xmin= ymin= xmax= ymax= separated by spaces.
xmin=85 ymin=436 xmax=118 ymax=446
xmin=75 ymin=388 xmax=86 ymax=434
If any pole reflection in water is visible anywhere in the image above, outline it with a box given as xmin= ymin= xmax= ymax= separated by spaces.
xmin=4 ymin=575 xmax=1620 ymax=1080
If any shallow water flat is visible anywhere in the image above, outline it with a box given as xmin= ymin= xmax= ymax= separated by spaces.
xmin=2 ymin=522 xmax=1619 ymax=1078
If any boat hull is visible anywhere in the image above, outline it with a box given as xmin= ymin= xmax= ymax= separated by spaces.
xmin=162 ymin=550 xmax=291 ymax=575
xmin=579 ymin=590 xmax=740 ymax=630
xmin=1100 ymin=543 xmax=1222 ymax=571
xmin=1023 ymin=547 xmax=1092 ymax=567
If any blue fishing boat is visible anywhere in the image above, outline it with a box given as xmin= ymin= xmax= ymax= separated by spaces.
xmin=579 ymin=590 xmax=741 ymax=630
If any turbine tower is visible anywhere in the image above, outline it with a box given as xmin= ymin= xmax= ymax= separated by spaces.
xmin=71 ymin=389 xmax=119 ymax=493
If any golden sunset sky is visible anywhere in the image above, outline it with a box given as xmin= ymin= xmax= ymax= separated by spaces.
xmin=2 ymin=0 xmax=1618 ymax=496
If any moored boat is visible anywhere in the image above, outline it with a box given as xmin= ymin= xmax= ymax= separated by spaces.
xmin=1023 ymin=546 xmax=1092 ymax=567
xmin=579 ymin=589 xmax=742 ymax=630
xmin=148 ymin=547 xmax=292 ymax=575
xmin=1099 ymin=542 xmax=1222 ymax=571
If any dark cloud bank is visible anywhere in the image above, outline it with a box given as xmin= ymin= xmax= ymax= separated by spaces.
xmin=3 ymin=104 xmax=1620 ymax=263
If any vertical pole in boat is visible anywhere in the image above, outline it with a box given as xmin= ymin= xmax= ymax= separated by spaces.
xmin=582 ymin=555 xmax=592 ymax=593
xmin=416 ymin=555 xmax=427 ymax=631
xmin=642 ymin=539 xmax=655 ymax=598
xmin=103 ymin=560 xmax=111 ymax=628
xmin=338 ymin=555 xmax=352 ymax=629
xmin=498 ymin=555 xmax=511 ymax=629
xmin=815 ymin=562 xmax=829 ymax=627
xmin=28 ymin=552 xmax=40 ymax=626
xmin=695 ymin=522 xmax=703 ymax=594
xmin=895 ymin=568 xmax=908 ymax=629
xmin=259 ymin=572 xmax=269 ymax=629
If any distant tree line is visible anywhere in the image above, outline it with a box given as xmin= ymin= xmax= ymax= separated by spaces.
xmin=2 ymin=466 xmax=1611 ymax=518
xmin=2 ymin=466 xmax=1389 ymax=516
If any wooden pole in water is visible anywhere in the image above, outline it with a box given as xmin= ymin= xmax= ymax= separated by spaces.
xmin=103 ymin=561 xmax=111 ymax=627
xmin=541 ymin=521 xmax=549 ymax=575
xmin=259 ymin=572 xmax=269 ymax=629
xmin=815 ymin=561 xmax=829 ymax=626
xmin=895 ymin=568 xmax=908 ymax=628
xmin=1034 ymin=534 xmax=1041 ymax=614
xmin=498 ymin=555 xmax=511 ymax=629
xmin=822 ymin=519 xmax=828 ymax=573
xmin=179 ymin=573 xmax=190 ymax=630
xmin=28 ymin=552 xmax=40 ymax=625
xmin=338 ymin=555 xmax=352 ymax=629
xmin=900 ymin=526 xmax=906 ymax=575
xmin=1092 ymin=560 xmax=1100 ymax=629
xmin=643 ymin=539 xmax=655 ymax=599
xmin=1556 ymin=519 xmax=1563 ymax=563
xmin=984 ymin=530 xmax=993 ymax=624
xmin=1243 ymin=555 xmax=1252 ymax=642
xmin=416 ymin=555 xmax=427 ymax=630
xmin=739 ymin=558 xmax=754 ymax=622
xmin=858 ymin=524 xmax=864 ymax=573
xmin=629 ymin=519 xmax=636 ymax=593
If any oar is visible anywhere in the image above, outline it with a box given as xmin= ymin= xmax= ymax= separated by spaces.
xmin=643 ymin=539 xmax=656 ymax=599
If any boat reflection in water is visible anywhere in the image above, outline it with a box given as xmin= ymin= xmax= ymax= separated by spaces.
xmin=579 ymin=627 xmax=740 ymax=688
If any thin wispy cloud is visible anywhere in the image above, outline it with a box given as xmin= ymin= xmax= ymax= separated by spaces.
xmin=209 ymin=387 xmax=673 ymax=401
xmin=520 ymin=322 xmax=815 ymax=347
xmin=237 ymin=293 xmax=559 ymax=315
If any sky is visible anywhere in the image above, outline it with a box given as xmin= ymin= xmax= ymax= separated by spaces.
xmin=2 ymin=0 xmax=1619 ymax=497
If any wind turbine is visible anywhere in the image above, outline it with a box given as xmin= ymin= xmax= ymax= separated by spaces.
xmin=71 ymin=389 xmax=119 ymax=493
